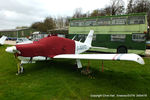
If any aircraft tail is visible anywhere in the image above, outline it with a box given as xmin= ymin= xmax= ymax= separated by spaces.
xmin=0 ymin=36 xmax=7 ymax=45
xmin=84 ymin=30 xmax=94 ymax=47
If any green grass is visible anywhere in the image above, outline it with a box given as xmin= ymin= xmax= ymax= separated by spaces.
xmin=0 ymin=45 xmax=150 ymax=100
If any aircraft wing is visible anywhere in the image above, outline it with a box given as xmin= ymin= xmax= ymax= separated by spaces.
xmin=53 ymin=54 xmax=144 ymax=65
xmin=0 ymin=36 xmax=7 ymax=45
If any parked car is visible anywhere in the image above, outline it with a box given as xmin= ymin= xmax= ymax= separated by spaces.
xmin=7 ymin=37 xmax=17 ymax=41
xmin=16 ymin=38 xmax=33 ymax=44
xmin=146 ymin=41 xmax=150 ymax=49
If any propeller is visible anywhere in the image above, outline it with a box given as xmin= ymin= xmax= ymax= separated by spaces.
xmin=6 ymin=46 xmax=23 ymax=74
xmin=5 ymin=46 xmax=21 ymax=54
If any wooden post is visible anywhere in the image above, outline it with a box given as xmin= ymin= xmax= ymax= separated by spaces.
xmin=87 ymin=60 xmax=90 ymax=71
xmin=102 ymin=60 xmax=104 ymax=72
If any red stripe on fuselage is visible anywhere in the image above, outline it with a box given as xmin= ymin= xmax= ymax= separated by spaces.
xmin=16 ymin=36 xmax=75 ymax=57
xmin=112 ymin=54 xmax=118 ymax=60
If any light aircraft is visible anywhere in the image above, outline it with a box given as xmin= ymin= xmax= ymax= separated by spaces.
xmin=0 ymin=35 xmax=7 ymax=45
xmin=5 ymin=30 xmax=145 ymax=74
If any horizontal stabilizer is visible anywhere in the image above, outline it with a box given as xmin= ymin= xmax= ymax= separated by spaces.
xmin=91 ymin=46 xmax=108 ymax=49
xmin=72 ymin=35 xmax=76 ymax=40
xmin=54 ymin=54 xmax=144 ymax=65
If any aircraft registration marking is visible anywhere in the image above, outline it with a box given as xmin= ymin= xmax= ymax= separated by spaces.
xmin=77 ymin=45 xmax=87 ymax=51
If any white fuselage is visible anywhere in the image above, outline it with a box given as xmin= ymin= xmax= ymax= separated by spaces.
xmin=75 ymin=41 xmax=90 ymax=54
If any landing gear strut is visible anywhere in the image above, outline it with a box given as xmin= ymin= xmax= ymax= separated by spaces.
xmin=16 ymin=62 xmax=24 ymax=75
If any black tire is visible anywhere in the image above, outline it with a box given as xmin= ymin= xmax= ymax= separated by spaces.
xmin=117 ymin=46 xmax=127 ymax=53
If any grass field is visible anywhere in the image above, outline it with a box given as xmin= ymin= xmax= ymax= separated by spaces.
xmin=0 ymin=45 xmax=150 ymax=100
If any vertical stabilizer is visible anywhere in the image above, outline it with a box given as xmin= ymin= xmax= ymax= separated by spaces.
xmin=84 ymin=30 xmax=94 ymax=47
xmin=0 ymin=36 xmax=7 ymax=45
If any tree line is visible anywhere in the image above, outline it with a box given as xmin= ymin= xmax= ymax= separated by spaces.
xmin=31 ymin=0 xmax=150 ymax=32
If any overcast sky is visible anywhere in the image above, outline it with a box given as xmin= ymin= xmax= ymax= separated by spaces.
xmin=0 ymin=0 xmax=127 ymax=30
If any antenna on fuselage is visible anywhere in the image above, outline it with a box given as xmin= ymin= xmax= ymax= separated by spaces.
xmin=79 ymin=38 xmax=82 ymax=42
xmin=72 ymin=35 xmax=76 ymax=40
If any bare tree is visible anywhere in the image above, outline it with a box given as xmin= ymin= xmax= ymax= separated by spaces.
xmin=90 ymin=0 xmax=125 ymax=17
xmin=55 ymin=16 xmax=64 ymax=28
xmin=126 ymin=0 xmax=150 ymax=26
xmin=72 ymin=8 xmax=83 ymax=18
xmin=110 ymin=0 xmax=125 ymax=15
xmin=103 ymin=6 xmax=112 ymax=16
xmin=127 ymin=0 xmax=150 ymax=13
xmin=54 ymin=16 xmax=71 ymax=28
xmin=90 ymin=8 xmax=111 ymax=17
xmin=64 ymin=16 xmax=71 ymax=26
xmin=134 ymin=0 xmax=150 ymax=13
xmin=127 ymin=0 xmax=134 ymax=13
xmin=91 ymin=0 xmax=125 ymax=16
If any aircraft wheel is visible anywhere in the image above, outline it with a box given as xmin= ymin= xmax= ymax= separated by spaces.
xmin=117 ymin=46 xmax=127 ymax=53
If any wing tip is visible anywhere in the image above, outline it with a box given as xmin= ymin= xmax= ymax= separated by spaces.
xmin=133 ymin=54 xmax=145 ymax=65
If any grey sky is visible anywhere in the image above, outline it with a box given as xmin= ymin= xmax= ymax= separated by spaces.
xmin=0 ymin=0 xmax=127 ymax=30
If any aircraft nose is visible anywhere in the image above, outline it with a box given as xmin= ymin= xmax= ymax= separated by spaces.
xmin=5 ymin=46 xmax=17 ymax=53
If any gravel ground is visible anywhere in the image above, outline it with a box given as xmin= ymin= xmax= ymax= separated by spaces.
xmin=4 ymin=40 xmax=16 ymax=45
xmin=145 ymin=49 xmax=150 ymax=56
